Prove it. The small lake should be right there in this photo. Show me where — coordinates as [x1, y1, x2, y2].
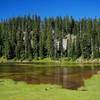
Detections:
[0, 64, 100, 90]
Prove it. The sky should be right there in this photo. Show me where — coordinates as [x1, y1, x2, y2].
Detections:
[0, 0, 100, 19]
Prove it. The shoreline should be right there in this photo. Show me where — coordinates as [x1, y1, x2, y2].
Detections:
[0, 75, 100, 100]
[0, 57, 100, 66]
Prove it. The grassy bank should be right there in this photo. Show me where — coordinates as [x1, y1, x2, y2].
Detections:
[0, 56, 100, 66]
[0, 74, 100, 100]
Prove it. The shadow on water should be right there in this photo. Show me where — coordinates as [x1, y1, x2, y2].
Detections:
[0, 64, 100, 90]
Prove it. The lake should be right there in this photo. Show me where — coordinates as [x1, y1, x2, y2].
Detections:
[0, 64, 100, 90]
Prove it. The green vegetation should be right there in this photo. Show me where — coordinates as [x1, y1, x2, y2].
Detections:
[80, 75, 100, 91]
[0, 16, 100, 61]
[0, 56, 100, 65]
[0, 75, 100, 100]
[0, 13, 100, 100]
[0, 56, 7, 63]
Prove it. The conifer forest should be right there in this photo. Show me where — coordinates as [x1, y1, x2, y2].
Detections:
[0, 16, 100, 60]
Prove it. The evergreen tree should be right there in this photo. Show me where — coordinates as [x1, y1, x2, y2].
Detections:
[0, 15, 100, 60]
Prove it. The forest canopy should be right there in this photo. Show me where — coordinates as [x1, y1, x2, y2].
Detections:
[0, 15, 100, 60]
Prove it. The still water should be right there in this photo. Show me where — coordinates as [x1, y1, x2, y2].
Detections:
[0, 64, 100, 90]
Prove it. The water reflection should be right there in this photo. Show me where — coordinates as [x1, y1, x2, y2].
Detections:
[0, 64, 100, 90]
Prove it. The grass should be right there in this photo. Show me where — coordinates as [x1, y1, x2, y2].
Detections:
[83, 75, 100, 91]
[1, 57, 100, 68]
[0, 56, 7, 63]
[0, 55, 100, 66]
[0, 74, 100, 100]
[1, 56, 100, 65]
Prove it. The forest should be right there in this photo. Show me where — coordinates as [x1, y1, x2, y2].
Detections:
[0, 15, 100, 60]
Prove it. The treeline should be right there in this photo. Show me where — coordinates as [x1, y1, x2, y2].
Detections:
[0, 15, 100, 60]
